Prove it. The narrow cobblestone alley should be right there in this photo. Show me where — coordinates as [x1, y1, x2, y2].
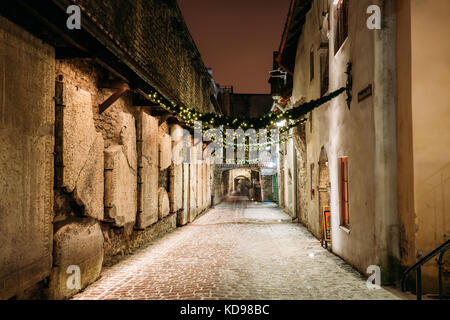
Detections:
[73, 196, 399, 300]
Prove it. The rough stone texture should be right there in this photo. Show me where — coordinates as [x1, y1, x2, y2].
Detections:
[189, 163, 197, 222]
[136, 110, 159, 229]
[71, 0, 217, 114]
[104, 145, 137, 227]
[56, 83, 104, 220]
[197, 161, 203, 213]
[170, 124, 183, 215]
[60, 85, 99, 192]
[170, 162, 183, 213]
[206, 162, 211, 207]
[293, 124, 308, 226]
[101, 214, 177, 266]
[202, 162, 208, 210]
[189, 146, 197, 222]
[73, 197, 399, 300]
[159, 130, 172, 171]
[73, 135, 105, 220]
[0, 17, 54, 299]
[158, 188, 170, 219]
[49, 219, 104, 300]
[262, 175, 274, 201]
[181, 162, 190, 226]
[408, 0, 450, 293]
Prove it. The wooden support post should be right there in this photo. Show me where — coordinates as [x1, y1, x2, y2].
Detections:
[98, 83, 130, 114]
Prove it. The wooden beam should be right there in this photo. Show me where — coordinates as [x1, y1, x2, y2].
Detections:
[98, 83, 130, 114]
[99, 79, 130, 90]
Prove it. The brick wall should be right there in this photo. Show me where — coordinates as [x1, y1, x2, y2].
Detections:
[72, 0, 216, 113]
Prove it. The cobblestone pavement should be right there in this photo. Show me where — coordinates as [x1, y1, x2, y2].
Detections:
[73, 196, 400, 300]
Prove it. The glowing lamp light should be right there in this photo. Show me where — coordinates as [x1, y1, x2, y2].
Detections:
[276, 120, 286, 128]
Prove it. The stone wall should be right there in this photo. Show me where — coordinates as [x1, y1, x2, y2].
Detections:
[52, 59, 215, 299]
[71, 0, 216, 114]
[401, 0, 450, 293]
[0, 53, 215, 299]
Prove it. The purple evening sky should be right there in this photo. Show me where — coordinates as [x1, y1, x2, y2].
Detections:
[177, 0, 291, 94]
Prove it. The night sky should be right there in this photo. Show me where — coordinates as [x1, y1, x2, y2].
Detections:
[177, 0, 291, 94]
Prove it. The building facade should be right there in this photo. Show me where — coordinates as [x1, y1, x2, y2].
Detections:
[274, 0, 449, 293]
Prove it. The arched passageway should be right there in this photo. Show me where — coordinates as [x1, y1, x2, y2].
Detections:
[234, 176, 251, 197]
[318, 147, 331, 248]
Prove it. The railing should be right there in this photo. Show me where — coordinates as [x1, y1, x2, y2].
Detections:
[401, 239, 450, 300]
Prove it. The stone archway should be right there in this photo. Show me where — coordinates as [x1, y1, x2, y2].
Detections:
[318, 147, 331, 246]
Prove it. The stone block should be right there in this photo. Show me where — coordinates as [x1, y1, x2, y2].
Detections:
[170, 124, 183, 214]
[72, 135, 105, 220]
[60, 85, 102, 193]
[197, 161, 203, 211]
[203, 162, 208, 210]
[119, 112, 137, 172]
[49, 219, 103, 300]
[189, 146, 197, 222]
[55, 82, 105, 220]
[104, 145, 137, 227]
[158, 188, 170, 219]
[180, 162, 190, 226]
[138, 110, 158, 165]
[206, 162, 211, 207]
[136, 111, 159, 229]
[159, 131, 172, 171]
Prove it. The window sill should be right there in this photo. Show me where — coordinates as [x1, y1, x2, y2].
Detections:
[340, 226, 350, 234]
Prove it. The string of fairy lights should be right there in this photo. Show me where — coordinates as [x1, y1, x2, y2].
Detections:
[145, 63, 352, 151]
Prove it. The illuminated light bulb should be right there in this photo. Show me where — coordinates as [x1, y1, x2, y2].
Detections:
[276, 120, 286, 128]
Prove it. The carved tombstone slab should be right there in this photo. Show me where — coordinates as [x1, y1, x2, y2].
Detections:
[58, 84, 104, 220]
[72, 134, 105, 220]
[159, 130, 172, 171]
[206, 162, 211, 207]
[136, 111, 159, 229]
[0, 17, 54, 298]
[170, 124, 183, 214]
[203, 161, 209, 209]
[189, 142, 197, 221]
[197, 160, 203, 212]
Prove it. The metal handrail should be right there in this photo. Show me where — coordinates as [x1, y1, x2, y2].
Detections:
[401, 239, 450, 300]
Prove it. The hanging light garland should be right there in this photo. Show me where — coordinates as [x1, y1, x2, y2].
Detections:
[145, 63, 352, 151]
